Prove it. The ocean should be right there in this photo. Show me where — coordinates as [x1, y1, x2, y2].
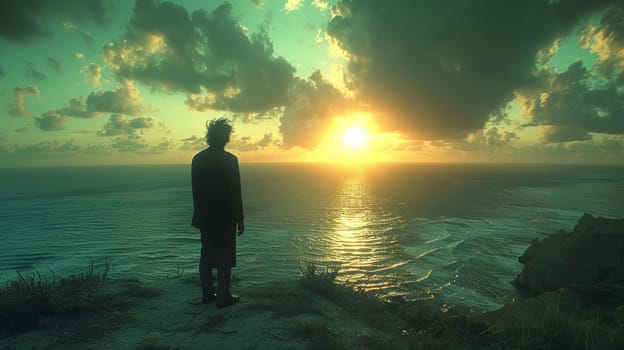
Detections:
[1, 163, 622, 311]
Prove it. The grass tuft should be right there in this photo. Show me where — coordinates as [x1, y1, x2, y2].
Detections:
[0, 262, 115, 337]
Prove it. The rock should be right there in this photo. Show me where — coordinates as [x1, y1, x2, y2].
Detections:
[512, 213, 624, 302]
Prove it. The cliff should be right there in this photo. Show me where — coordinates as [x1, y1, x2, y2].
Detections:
[512, 213, 624, 303]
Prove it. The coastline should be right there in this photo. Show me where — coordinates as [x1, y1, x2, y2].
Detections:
[3, 214, 624, 349]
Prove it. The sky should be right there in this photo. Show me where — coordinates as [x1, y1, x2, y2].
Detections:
[0, 0, 623, 167]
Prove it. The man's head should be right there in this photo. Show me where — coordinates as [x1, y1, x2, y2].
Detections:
[205, 118, 233, 147]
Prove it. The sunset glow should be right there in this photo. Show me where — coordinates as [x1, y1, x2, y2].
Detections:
[341, 126, 369, 151]
[0, 1, 622, 166]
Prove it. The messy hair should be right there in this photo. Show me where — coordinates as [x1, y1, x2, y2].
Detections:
[205, 118, 233, 147]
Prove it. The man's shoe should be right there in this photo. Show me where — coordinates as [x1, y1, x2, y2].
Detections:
[216, 294, 240, 309]
[203, 293, 217, 304]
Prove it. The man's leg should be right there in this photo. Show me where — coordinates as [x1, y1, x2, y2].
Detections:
[199, 235, 216, 303]
[216, 267, 239, 308]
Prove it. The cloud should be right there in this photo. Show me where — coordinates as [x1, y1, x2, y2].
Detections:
[581, 6, 624, 78]
[62, 20, 94, 45]
[86, 80, 147, 115]
[229, 133, 277, 151]
[111, 134, 147, 152]
[285, 0, 303, 12]
[179, 135, 206, 151]
[102, 1, 294, 113]
[82, 63, 102, 87]
[8, 139, 77, 154]
[59, 96, 98, 118]
[279, 70, 353, 148]
[0, 0, 109, 42]
[461, 127, 519, 153]
[0, 67, 5, 77]
[517, 60, 624, 142]
[32, 97, 97, 129]
[520, 135, 624, 161]
[312, 0, 329, 10]
[9, 86, 40, 117]
[540, 125, 592, 143]
[47, 57, 62, 72]
[26, 62, 48, 81]
[34, 111, 69, 131]
[326, 0, 619, 140]
[97, 114, 155, 136]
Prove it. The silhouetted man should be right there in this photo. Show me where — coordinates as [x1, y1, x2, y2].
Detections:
[192, 118, 244, 308]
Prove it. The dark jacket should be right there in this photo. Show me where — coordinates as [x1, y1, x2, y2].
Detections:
[191, 147, 244, 230]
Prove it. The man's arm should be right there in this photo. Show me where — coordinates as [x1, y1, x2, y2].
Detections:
[233, 157, 245, 235]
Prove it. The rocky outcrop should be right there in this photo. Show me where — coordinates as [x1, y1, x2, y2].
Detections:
[512, 213, 624, 302]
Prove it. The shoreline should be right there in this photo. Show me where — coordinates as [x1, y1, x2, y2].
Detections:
[3, 214, 624, 349]
[2, 264, 624, 349]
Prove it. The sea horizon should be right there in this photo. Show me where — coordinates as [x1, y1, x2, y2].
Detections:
[2, 162, 623, 311]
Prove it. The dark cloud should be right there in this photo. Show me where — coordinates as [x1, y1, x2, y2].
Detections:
[0, 0, 108, 42]
[0, 67, 5, 78]
[40, 96, 97, 120]
[521, 136, 624, 160]
[279, 70, 353, 148]
[97, 114, 155, 136]
[541, 125, 592, 143]
[517, 61, 624, 143]
[26, 62, 48, 81]
[102, 0, 294, 113]
[47, 57, 62, 72]
[58, 96, 98, 119]
[86, 80, 147, 115]
[326, 0, 618, 140]
[33, 97, 96, 131]
[8, 86, 40, 117]
[34, 111, 69, 131]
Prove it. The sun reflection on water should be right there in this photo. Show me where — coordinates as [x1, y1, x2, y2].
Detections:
[318, 173, 411, 293]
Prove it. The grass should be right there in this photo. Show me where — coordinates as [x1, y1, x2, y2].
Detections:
[0, 262, 116, 337]
[297, 262, 624, 350]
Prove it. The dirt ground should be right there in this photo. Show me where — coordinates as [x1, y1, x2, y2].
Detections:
[0, 275, 394, 350]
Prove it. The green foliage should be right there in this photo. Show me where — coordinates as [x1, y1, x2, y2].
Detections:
[299, 262, 340, 287]
[0, 262, 115, 336]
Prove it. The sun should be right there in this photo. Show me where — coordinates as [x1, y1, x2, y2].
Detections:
[342, 125, 369, 150]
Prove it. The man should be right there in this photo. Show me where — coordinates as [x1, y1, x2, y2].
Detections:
[191, 118, 245, 308]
